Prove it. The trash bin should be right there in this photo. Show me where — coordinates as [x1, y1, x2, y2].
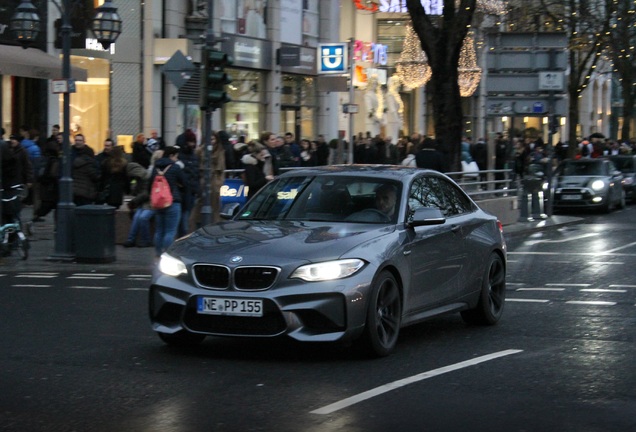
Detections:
[74, 205, 116, 263]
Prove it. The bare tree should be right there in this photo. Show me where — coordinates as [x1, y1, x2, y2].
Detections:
[535, 0, 612, 154]
[406, 0, 477, 173]
[608, 1, 636, 142]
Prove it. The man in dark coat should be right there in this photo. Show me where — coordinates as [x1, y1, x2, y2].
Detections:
[415, 138, 446, 172]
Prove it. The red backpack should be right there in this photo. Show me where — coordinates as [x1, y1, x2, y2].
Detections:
[150, 165, 173, 209]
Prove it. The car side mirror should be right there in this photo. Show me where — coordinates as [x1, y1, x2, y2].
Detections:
[408, 207, 446, 228]
[220, 202, 241, 220]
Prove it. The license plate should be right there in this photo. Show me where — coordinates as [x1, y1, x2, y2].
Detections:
[197, 297, 263, 317]
[562, 194, 582, 200]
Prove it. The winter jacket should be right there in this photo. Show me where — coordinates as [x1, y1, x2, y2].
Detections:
[241, 153, 268, 198]
[72, 148, 100, 201]
[148, 157, 188, 205]
[1, 141, 23, 189]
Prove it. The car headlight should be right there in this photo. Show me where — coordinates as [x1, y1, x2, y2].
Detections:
[291, 259, 366, 282]
[158, 253, 187, 276]
[591, 180, 606, 191]
[623, 177, 634, 186]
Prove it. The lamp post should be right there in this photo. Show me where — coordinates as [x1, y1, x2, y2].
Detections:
[10, 0, 121, 261]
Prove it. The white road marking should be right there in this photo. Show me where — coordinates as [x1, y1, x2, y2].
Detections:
[67, 276, 108, 280]
[11, 284, 51, 288]
[566, 301, 617, 306]
[506, 299, 550, 303]
[310, 349, 523, 415]
[524, 233, 599, 245]
[507, 252, 636, 257]
[606, 242, 636, 253]
[69, 286, 110, 290]
[70, 273, 114, 277]
[16, 273, 58, 278]
[610, 284, 636, 288]
[589, 261, 623, 265]
[546, 283, 590, 287]
[125, 288, 149, 291]
[517, 288, 565, 292]
[127, 274, 151, 278]
[580, 288, 627, 293]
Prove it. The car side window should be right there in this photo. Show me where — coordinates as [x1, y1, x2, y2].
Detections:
[437, 177, 474, 216]
[408, 176, 445, 216]
[408, 176, 473, 219]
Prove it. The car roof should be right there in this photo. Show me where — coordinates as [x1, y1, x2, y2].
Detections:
[278, 164, 441, 182]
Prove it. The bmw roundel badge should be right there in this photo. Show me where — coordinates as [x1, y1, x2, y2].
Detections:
[230, 256, 243, 264]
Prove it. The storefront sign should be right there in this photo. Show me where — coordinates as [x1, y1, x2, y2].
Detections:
[281, 46, 317, 75]
[353, 41, 388, 65]
[377, 0, 443, 15]
[317, 43, 348, 74]
[222, 34, 272, 70]
[221, 178, 249, 206]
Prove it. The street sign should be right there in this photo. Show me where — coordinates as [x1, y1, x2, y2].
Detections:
[486, 97, 567, 116]
[538, 72, 564, 91]
[161, 50, 196, 89]
[533, 102, 545, 114]
[317, 43, 348, 74]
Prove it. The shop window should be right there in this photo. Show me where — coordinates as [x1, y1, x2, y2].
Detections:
[224, 69, 263, 142]
[61, 56, 110, 153]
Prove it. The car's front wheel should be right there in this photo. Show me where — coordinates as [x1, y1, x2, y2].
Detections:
[157, 330, 206, 347]
[461, 253, 506, 325]
[361, 270, 401, 357]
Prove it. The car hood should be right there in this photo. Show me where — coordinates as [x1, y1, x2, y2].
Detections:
[556, 175, 606, 187]
[168, 220, 396, 263]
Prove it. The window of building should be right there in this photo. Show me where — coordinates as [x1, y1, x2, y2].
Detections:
[224, 69, 263, 142]
[61, 55, 110, 153]
[280, 75, 316, 139]
[220, 0, 268, 39]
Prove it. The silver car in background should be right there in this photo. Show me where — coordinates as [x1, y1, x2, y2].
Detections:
[553, 158, 625, 213]
[149, 166, 507, 357]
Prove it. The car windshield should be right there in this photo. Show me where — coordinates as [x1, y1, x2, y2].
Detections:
[236, 175, 402, 224]
[560, 161, 604, 176]
[610, 157, 633, 173]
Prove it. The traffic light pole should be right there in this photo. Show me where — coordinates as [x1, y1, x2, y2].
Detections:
[200, 0, 215, 227]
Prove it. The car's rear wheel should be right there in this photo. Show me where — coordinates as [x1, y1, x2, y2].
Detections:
[157, 330, 206, 347]
[361, 270, 401, 357]
[461, 253, 506, 325]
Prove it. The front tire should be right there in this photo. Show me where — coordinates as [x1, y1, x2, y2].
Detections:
[158, 330, 206, 347]
[461, 253, 506, 325]
[361, 271, 401, 357]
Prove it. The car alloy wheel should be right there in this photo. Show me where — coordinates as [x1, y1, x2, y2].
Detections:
[461, 253, 506, 325]
[362, 270, 402, 357]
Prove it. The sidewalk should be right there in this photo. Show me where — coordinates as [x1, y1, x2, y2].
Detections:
[0, 212, 156, 272]
[0, 211, 584, 272]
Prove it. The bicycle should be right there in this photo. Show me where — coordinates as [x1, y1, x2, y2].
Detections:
[1, 186, 30, 260]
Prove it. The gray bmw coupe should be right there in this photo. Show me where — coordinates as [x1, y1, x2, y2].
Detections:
[149, 165, 507, 356]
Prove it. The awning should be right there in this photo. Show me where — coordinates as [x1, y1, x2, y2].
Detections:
[0, 44, 88, 81]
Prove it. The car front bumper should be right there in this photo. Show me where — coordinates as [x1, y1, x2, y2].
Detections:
[149, 273, 371, 343]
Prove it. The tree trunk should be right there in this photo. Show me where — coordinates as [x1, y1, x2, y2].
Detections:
[407, 0, 476, 173]
[621, 78, 634, 142]
[429, 62, 463, 173]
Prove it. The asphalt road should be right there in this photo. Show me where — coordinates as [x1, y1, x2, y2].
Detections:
[1, 206, 635, 432]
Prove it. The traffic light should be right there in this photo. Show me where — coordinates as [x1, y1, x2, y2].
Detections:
[201, 49, 233, 110]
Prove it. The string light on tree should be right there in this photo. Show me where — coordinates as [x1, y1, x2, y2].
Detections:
[458, 35, 482, 97]
[395, 21, 431, 90]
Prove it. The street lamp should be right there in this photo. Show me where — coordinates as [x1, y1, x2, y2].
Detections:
[10, 0, 121, 261]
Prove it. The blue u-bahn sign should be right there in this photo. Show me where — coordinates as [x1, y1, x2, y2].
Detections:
[317, 43, 348, 74]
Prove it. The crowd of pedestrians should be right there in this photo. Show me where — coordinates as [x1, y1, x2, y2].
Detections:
[4, 123, 636, 261]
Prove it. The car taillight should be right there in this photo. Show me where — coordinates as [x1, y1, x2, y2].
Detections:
[497, 220, 504, 234]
